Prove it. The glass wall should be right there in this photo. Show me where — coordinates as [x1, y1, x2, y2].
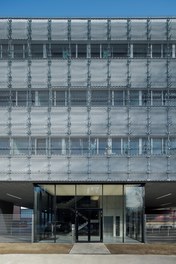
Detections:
[34, 184, 144, 243]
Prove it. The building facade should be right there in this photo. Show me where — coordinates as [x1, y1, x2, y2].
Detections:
[0, 18, 176, 243]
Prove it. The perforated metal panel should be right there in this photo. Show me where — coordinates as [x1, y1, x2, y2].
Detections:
[11, 110, 28, 136]
[12, 19, 28, 39]
[110, 60, 127, 87]
[131, 19, 147, 40]
[11, 61, 28, 88]
[90, 60, 107, 86]
[111, 19, 127, 40]
[150, 19, 167, 40]
[91, 20, 107, 40]
[30, 109, 48, 135]
[131, 60, 147, 88]
[71, 60, 87, 86]
[51, 61, 68, 87]
[71, 19, 87, 40]
[0, 19, 8, 39]
[50, 109, 67, 135]
[31, 19, 48, 40]
[31, 61, 48, 88]
[0, 62, 8, 88]
[51, 19, 68, 40]
[170, 19, 176, 40]
[150, 60, 167, 88]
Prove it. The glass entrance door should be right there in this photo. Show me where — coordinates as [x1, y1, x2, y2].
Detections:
[76, 208, 103, 242]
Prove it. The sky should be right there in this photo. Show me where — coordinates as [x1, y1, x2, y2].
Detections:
[0, 0, 176, 18]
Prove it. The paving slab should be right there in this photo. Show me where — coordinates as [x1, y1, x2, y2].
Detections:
[69, 243, 110, 254]
[0, 254, 176, 264]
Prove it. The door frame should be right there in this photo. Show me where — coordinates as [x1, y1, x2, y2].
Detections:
[75, 208, 103, 242]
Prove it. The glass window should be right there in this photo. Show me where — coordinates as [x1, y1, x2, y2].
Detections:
[13, 138, 28, 155]
[170, 138, 176, 155]
[90, 138, 98, 155]
[53, 91, 67, 106]
[0, 91, 9, 107]
[152, 138, 162, 155]
[71, 138, 87, 155]
[1, 44, 8, 59]
[71, 44, 76, 58]
[51, 44, 69, 59]
[71, 91, 86, 106]
[163, 44, 172, 58]
[14, 44, 26, 59]
[12, 91, 27, 107]
[102, 44, 109, 59]
[152, 91, 162, 106]
[32, 138, 47, 155]
[0, 138, 10, 155]
[169, 91, 176, 106]
[114, 91, 125, 106]
[142, 91, 150, 106]
[130, 139, 139, 155]
[99, 138, 107, 155]
[133, 44, 148, 58]
[152, 44, 161, 58]
[51, 138, 62, 155]
[130, 91, 139, 106]
[122, 139, 129, 155]
[91, 90, 108, 106]
[111, 44, 128, 58]
[142, 138, 148, 155]
[91, 44, 100, 58]
[77, 44, 87, 58]
[37, 91, 48, 107]
[31, 44, 43, 58]
[112, 138, 121, 155]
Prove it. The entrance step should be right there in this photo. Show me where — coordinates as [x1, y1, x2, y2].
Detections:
[69, 243, 110, 254]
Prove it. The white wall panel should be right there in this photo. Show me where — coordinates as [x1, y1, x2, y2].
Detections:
[31, 61, 48, 88]
[70, 108, 87, 135]
[110, 60, 127, 87]
[170, 61, 176, 88]
[90, 108, 107, 135]
[30, 157, 48, 173]
[51, 20, 68, 40]
[91, 20, 107, 40]
[0, 159, 9, 173]
[111, 19, 127, 40]
[130, 109, 147, 135]
[0, 110, 8, 135]
[11, 61, 27, 88]
[150, 108, 167, 135]
[150, 60, 166, 88]
[30, 109, 48, 135]
[90, 60, 107, 86]
[31, 19, 48, 40]
[0, 19, 8, 39]
[12, 19, 28, 39]
[150, 19, 167, 40]
[11, 158, 28, 173]
[111, 109, 127, 135]
[70, 157, 87, 173]
[170, 19, 176, 40]
[71, 60, 87, 86]
[131, 19, 147, 40]
[91, 158, 107, 173]
[11, 110, 28, 135]
[51, 61, 68, 87]
[50, 157, 67, 173]
[71, 19, 87, 40]
[50, 109, 67, 135]
[131, 60, 147, 88]
[0, 62, 8, 88]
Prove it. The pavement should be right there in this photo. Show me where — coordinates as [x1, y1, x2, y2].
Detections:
[0, 254, 176, 264]
[0, 244, 176, 264]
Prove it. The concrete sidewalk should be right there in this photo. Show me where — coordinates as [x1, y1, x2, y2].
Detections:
[0, 254, 176, 264]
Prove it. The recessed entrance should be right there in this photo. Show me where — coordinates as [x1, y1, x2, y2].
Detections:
[76, 208, 103, 242]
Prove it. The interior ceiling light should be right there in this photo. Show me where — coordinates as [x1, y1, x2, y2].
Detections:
[6, 193, 22, 200]
[160, 203, 172, 206]
[156, 193, 172, 200]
